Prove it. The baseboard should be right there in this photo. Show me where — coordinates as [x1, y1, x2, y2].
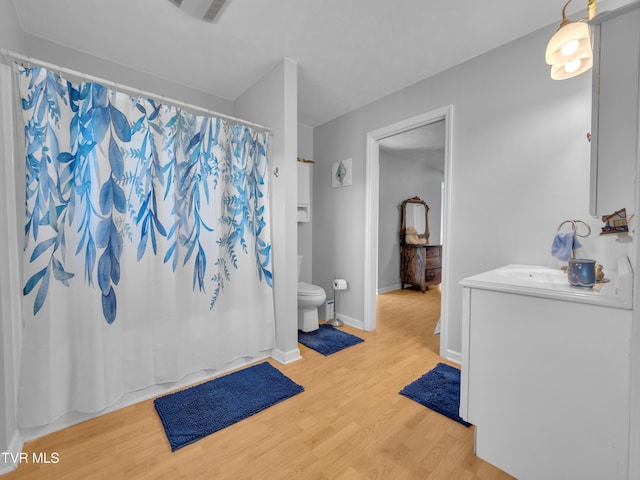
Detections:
[270, 347, 302, 364]
[0, 429, 23, 474]
[19, 353, 271, 442]
[377, 284, 401, 294]
[338, 313, 365, 330]
[445, 349, 462, 365]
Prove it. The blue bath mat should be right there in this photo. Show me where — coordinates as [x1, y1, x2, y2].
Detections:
[298, 324, 364, 356]
[154, 362, 304, 451]
[399, 362, 471, 427]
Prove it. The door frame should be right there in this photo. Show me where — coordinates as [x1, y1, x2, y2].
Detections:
[363, 105, 454, 359]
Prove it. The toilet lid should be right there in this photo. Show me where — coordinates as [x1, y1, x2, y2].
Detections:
[298, 282, 324, 296]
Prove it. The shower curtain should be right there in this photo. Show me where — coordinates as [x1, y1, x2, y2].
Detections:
[14, 65, 275, 427]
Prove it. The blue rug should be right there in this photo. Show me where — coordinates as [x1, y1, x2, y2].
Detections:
[154, 362, 304, 451]
[298, 324, 364, 356]
[399, 362, 471, 427]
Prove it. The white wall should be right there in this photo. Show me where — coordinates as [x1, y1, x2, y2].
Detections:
[378, 150, 444, 291]
[297, 123, 313, 284]
[313, 20, 632, 358]
[235, 58, 300, 364]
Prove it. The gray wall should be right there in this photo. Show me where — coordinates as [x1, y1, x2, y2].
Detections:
[378, 150, 444, 291]
[0, 1, 24, 53]
[235, 58, 300, 363]
[313, 17, 633, 358]
[23, 35, 234, 115]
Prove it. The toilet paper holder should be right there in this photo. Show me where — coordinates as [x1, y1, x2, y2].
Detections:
[327, 278, 347, 327]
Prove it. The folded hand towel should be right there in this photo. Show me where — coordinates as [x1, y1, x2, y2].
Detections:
[551, 232, 582, 261]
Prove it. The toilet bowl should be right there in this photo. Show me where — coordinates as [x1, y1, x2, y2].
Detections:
[297, 255, 326, 332]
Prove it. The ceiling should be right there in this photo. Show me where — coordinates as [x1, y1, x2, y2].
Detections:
[10, 0, 624, 127]
[379, 121, 445, 171]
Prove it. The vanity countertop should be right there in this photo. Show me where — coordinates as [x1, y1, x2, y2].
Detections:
[460, 256, 632, 309]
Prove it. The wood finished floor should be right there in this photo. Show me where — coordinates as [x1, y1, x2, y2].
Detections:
[6, 287, 514, 479]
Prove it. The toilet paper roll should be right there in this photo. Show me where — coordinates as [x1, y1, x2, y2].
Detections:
[333, 278, 348, 290]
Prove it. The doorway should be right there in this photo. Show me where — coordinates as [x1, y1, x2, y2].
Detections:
[363, 106, 453, 359]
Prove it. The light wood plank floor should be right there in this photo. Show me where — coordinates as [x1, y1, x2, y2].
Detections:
[6, 287, 514, 479]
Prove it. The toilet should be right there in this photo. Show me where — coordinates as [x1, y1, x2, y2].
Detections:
[297, 255, 326, 332]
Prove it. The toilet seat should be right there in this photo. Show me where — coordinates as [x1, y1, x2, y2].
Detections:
[297, 282, 324, 296]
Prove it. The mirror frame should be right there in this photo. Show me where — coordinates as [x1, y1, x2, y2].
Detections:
[400, 196, 430, 244]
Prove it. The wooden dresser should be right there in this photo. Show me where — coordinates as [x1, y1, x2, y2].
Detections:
[400, 244, 442, 292]
[399, 196, 442, 293]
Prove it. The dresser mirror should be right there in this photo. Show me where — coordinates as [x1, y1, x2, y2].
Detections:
[400, 196, 429, 244]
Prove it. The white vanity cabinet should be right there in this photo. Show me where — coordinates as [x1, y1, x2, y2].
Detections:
[589, 3, 640, 216]
[460, 262, 632, 480]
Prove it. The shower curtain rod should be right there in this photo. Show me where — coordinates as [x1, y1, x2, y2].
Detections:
[0, 48, 272, 134]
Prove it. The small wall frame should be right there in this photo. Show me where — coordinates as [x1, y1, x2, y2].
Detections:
[332, 158, 352, 188]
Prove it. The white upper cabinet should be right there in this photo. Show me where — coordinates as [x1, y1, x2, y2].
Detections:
[297, 162, 311, 222]
[589, 3, 640, 216]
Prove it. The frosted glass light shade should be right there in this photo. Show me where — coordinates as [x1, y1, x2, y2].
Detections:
[546, 21, 593, 80]
[550, 55, 593, 79]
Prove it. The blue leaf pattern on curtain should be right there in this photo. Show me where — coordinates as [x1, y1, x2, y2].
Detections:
[19, 66, 272, 324]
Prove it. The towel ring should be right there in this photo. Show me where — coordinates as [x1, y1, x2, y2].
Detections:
[557, 219, 591, 238]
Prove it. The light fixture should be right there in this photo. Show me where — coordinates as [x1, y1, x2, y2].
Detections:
[545, 0, 598, 80]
